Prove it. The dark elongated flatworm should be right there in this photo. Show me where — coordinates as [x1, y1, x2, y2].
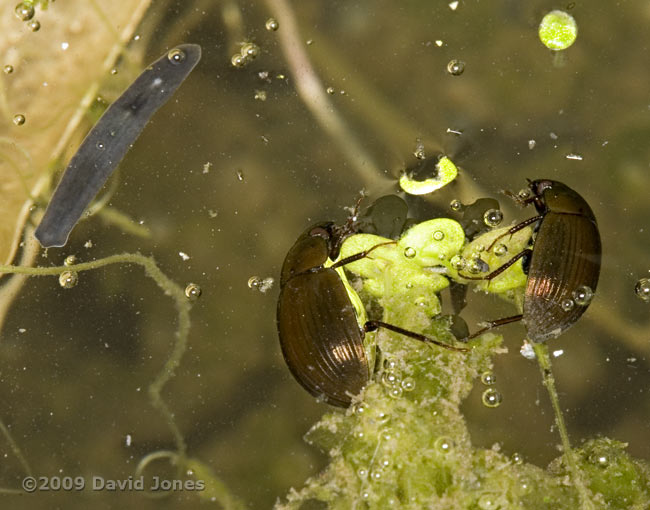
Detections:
[34, 44, 202, 248]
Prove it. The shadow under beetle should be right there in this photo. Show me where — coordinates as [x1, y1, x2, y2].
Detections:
[460, 179, 601, 343]
[277, 222, 467, 408]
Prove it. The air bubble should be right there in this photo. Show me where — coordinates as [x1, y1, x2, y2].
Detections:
[434, 436, 452, 453]
[236, 169, 244, 181]
[432, 230, 445, 241]
[184, 283, 202, 300]
[4, 65, 14, 74]
[353, 402, 368, 415]
[560, 298, 574, 312]
[493, 244, 507, 256]
[248, 276, 275, 293]
[241, 42, 260, 59]
[403, 247, 416, 259]
[511, 452, 523, 464]
[27, 20, 40, 32]
[634, 278, 650, 302]
[64, 255, 77, 266]
[401, 377, 415, 391]
[481, 388, 502, 408]
[483, 209, 503, 227]
[14, 2, 35, 21]
[450, 255, 466, 271]
[572, 285, 593, 306]
[357, 467, 368, 479]
[477, 494, 500, 510]
[231, 54, 245, 67]
[480, 371, 496, 385]
[381, 371, 399, 387]
[167, 47, 186, 64]
[59, 271, 78, 289]
[589, 452, 609, 467]
[326, 86, 335, 94]
[467, 258, 487, 275]
[388, 386, 403, 399]
[450, 199, 462, 211]
[13, 114, 25, 126]
[265, 18, 279, 31]
[446, 59, 465, 76]
[96, 141, 105, 150]
[370, 469, 382, 481]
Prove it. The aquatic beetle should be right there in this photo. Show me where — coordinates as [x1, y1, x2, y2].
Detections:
[35, 44, 202, 248]
[277, 221, 467, 408]
[460, 179, 601, 343]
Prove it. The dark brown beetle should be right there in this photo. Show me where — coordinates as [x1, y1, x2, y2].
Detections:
[277, 222, 467, 408]
[461, 179, 601, 342]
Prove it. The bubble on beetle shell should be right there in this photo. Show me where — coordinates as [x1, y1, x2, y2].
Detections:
[59, 270, 78, 289]
[481, 388, 503, 408]
[634, 278, 650, 302]
[184, 283, 202, 300]
[403, 247, 416, 259]
[446, 59, 465, 76]
[480, 370, 496, 385]
[483, 209, 503, 227]
[560, 298, 575, 312]
[572, 285, 593, 306]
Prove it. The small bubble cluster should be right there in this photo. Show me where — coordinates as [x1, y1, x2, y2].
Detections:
[231, 42, 261, 68]
[634, 278, 650, 302]
[184, 283, 202, 300]
[59, 271, 79, 289]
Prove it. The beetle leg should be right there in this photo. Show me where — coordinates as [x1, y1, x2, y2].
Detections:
[458, 314, 524, 341]
[364, 321, 469, 352]
[460, 248, 532, 281]
[485, 215, 542, 252]
[330, 241, 397, 269]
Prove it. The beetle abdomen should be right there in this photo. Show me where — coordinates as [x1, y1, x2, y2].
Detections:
[524, 211, 601, 342]
[277, 268, 368, 407]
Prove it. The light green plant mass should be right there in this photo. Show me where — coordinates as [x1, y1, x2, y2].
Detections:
[277, 219, 650, 509]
